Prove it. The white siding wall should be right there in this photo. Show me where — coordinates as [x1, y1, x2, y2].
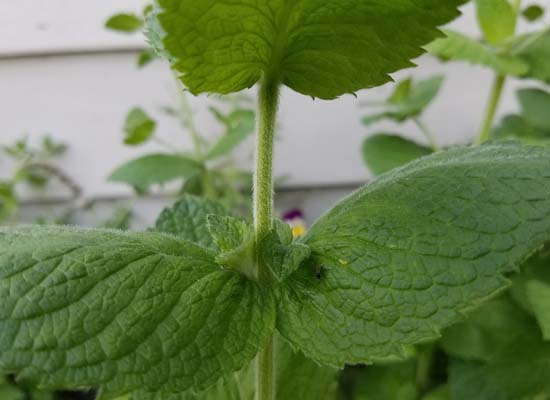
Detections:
[1, 1, 548, 200]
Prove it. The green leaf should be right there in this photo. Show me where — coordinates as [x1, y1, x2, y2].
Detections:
[512, 30, 550, 83]
[522, 5, 545, 21]
[511, 248, 550, 340]
[447, 297, 550, 400]
[0, 226, 275, 397]
[474, 0, 516, 45]
[388, 79, 412, 104]
[492, 114, 550, 145]
[108, 154, 202, 192]
[362, 76, 444, 125]
[0, 182, 17, 221]
[106, 14, 144, 33]
[148, 0, 464, 99]
[273, 335, 338, 400]
[422, 386, 450, 400]
[277, 143, 550, 367]
[362, 134, 432, 176]
[260, 224, 311, 283]
[131, 334, 336, 400]
[352, 361, 418, 400]
[0, 380, 24, 400]
[206, 110, 255, 160]
[426, 30, 529, 76]
[123, 107, 156, 146]
[441, 297, 531, 362]
[137, 49, 158, 68]
[207, 215, 256, 278]
[517, 88, 550, 132]
[155, 195, 232, 250]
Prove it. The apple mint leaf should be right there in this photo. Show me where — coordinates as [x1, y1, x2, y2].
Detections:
[260, 223, 311, 283]
[155, 195, 232, 250]
[131, 335, 336, 400]
[426, 30, 529, 76]
[123, 107, 156, 146]
[362, 134, 433, 176]
[277, 143, 550, 367]
[511, 249, 550, 340]
[206, 109, 255, 161]
[522, 5, 545, 22]
[206, 215, 256, 278]
[363, 76, 444, 126]
[105, 14, 144, 33]
[0, 227, 275, 397]
[109, 154, 202, 192]
[447, 297, 550, 400]
[148, 0, 464, 99]
[137, 49, 157, 68]
[512, 30, 550, 83]
[474, 0, 516, 45]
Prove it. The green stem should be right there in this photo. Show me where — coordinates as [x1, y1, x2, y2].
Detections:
[475, 0, 522, 145]
[173, 72, 204, 156]
[413, 117, 440, 151]
[475, 74, 506, 145]
[254, 78, 280, 400]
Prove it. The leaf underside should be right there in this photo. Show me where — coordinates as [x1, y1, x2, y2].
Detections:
[0, 227, 275, 398]
[277, 143, 550, 367]
[151, 0, 465, 99]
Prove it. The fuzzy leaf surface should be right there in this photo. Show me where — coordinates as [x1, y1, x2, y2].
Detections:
[277, 143, 550, 367]
[0, 227, 275, 397]
[149, 0, 464, 99]
[155, 195, 232, 250]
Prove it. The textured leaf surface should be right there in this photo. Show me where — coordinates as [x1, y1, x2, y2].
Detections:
[277, 143, 550, 366]
[426, 30, 528, 76]
[362, 134, 432, 176]
[123, 107, 156, 146]
[0, 227, 275, 397]
[474, 0, 516, 45]
[109, 154, 202, 192]
[150, 0, 464, 99]
[155, 195, 232, 250]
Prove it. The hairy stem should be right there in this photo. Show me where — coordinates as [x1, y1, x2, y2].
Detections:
[254, 78, 280, 400]
[475, 74, 506, 145]
[413, 117, 440, 151]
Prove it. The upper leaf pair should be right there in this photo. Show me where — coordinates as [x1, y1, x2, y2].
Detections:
[148, 0, 465, 99]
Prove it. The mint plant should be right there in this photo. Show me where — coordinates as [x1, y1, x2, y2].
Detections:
[106, 8, 256, 211]
[3, 1, 550, 400]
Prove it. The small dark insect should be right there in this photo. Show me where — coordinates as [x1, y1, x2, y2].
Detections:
[315, 265, 322, 279]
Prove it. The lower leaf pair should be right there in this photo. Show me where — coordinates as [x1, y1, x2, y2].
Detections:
[2, 143, 550, 398]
